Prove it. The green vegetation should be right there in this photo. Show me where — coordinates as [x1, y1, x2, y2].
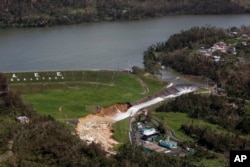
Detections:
[0, 0, 249, 28]
[141, 26, 250, 166]
[1, 73, 109, 166]
[1, 72, 201, 167]
[113, 118, 130, 144]
[151, 93, 250, 166]
[156, 93, 250, 132]
[144, 26, 250, 99]
[6, 71, 166, 120]
[3, 24, 250, 166]
[133, 105, 228, 167]
[191, 152, 228, 167]
[152, 112, 227, 141]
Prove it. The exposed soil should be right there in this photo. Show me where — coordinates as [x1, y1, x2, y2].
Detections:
[96, 103, 131, 117]
[76, 85, 197, 153]
[76, 103, 130, 154]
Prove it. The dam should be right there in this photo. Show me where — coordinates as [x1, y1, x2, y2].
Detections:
[112, 84, 197, 122]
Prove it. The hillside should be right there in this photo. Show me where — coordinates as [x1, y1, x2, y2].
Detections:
[0, 73, 109, 166]
[143, 26, 250, 99]
[0, 72, 197, 167]
[0, 0, 249, 28]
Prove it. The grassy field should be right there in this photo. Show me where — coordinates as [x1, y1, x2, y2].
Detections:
[152, 112, 228, 141]
[6, 70, 167, 120]
[113, 118, 130, 144]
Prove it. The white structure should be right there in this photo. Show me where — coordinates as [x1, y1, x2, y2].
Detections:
[142, 128, 157, 136]
[34, 73, 39, 78]
[57, 72, 62, 77]
[16, 116, 29, 124]
[12, 74, 17, 78]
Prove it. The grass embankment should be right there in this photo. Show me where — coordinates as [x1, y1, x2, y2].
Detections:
[6, 71, 167, 121]
[113, 118, 130, 144]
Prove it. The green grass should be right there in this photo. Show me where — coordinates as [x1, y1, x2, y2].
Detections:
[8, 71, 167, 120]
[152, 112, 228, 141]
[135, 74, 167, 94]
[21, 85, 144, 120]
[198, 158, 225, 167]
[113, 118, 130, 144]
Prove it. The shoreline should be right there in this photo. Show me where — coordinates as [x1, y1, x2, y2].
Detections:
[2, 13, 250, 29]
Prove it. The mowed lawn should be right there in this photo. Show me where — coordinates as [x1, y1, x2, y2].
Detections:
[16, 71, 167, 120]
[113, 118, 130, 143]
[22, 85, 139, 120]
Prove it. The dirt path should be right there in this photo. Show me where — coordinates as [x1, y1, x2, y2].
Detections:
[135, 77, 149, 94]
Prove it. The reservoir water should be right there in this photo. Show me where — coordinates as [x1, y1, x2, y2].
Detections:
[0, 15, 249, 72]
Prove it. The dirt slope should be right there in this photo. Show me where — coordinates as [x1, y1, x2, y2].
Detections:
[76, 103, 130, 154]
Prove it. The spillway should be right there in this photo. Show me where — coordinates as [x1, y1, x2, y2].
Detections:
[112, 84, 197, 122]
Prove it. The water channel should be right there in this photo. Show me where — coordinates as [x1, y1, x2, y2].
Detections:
[0, 15, 249, 76]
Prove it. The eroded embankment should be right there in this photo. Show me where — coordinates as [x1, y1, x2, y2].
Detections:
[76, 84, 197, 153]
[76, 103, 130, 154]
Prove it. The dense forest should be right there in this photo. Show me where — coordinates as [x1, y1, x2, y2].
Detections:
[0, 0, 250, 27]
[143, 26, 250, 99]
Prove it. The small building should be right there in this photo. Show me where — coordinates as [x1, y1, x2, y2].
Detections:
[137, 122, 143, 129]
[242, 41, 247, 46]
[16, 116, 29, 124]
[199, 49, 211, 57]
[242, 34, 249, 38]
[230, 31, 238, 36]
[141, 127, 157, 136]
[213, 42, 226, 51]
[141, 133, 159, 142]
[122, 68, 132, 73]
[212, 55, 221, 63]
[159, 140, 177, 149]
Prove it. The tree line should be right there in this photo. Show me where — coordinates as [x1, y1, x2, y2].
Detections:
[181, 124, 250, 153]
[156, 93, 250, 134]
[0, 0, 250, 28]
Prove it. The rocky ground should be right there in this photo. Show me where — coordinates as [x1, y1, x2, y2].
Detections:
[76, 103, 130, 154]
